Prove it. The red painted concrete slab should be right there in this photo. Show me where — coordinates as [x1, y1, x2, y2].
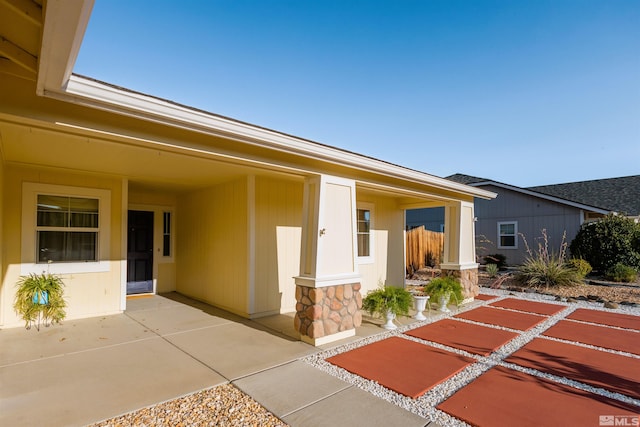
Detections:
[437, 365, 640, 427]
[543, 320, 640, 355]
[405, 319, 518, 356]
[489, 298, 566, 316]
[455, 306, 547, 331]
[567, 308, 640, 331]
[506, 338, 640, 400]
[474, 294, 499, 301]
[326, 337, 474, 398]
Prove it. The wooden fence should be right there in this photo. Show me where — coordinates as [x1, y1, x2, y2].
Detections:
[406, 226, 444, 274]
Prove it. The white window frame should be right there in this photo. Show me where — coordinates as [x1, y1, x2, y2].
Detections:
[497, 221, 518, 249]
[356, 202, 374, 264]
[22, 183, 111, 274]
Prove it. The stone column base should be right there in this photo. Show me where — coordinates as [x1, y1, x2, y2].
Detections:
[440, 267, 479, 300]
[294, 283, 362, 346]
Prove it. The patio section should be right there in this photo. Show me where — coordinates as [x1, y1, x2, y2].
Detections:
[437, 365, 640, 427]
[543, 320, 639, 355]
[454, 305, 547, 331]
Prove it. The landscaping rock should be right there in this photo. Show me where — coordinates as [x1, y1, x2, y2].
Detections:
[604, 301, 619, 309]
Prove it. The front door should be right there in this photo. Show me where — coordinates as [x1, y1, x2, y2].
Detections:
[127, 210, 154, 294]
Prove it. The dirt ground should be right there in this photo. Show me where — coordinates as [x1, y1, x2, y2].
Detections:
[408, 268, 640, 305]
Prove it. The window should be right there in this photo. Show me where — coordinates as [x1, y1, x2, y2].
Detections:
[497, 221, 518, 249]
[22, 183, 111, 275]
[357, 208, 370, 257]
[36, 195, 99, 263]
[162, 211, 171, 257]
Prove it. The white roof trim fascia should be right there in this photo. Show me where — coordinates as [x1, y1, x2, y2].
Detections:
[43, 75, 496, 201]
[37, 0, 94, 95]
[469, 181, 610, 214]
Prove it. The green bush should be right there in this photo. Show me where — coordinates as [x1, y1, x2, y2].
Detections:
[483, 254, 507, 269]
[518, 229, 583, 288]
[569, 214, 640, 272]
[605, 263, 638, 283]
[567, 258, 592, 279]
[424, 276, 464, 305]
[485, 263, 499, 278]
[362, 286, 413, 318]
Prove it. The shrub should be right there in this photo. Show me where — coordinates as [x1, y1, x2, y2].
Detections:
[485, 263, 499, 278]
[483, 254, 507, 269]
[424, 276, 464, 305]
[362, 286, 413, 317]
[570, 214, 640, 272]
[517, 230, 583, 288]
[567, 258, 592, 279]
[605, 263, 638, 283]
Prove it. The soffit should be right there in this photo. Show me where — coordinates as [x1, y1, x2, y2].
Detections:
[0, 0, 42, 79]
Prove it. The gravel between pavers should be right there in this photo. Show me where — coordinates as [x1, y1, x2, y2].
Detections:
[89, 289, 639, 427]
[89, 384, 288, 427]
[303, 288, 640, 427]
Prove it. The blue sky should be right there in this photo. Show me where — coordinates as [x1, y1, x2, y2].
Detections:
[75, 0, 639, 187]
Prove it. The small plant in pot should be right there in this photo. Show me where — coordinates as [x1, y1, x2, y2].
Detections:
[424, 276, 463, 313]
[362, 285, 413, 330]
[14, 273, 67, 330]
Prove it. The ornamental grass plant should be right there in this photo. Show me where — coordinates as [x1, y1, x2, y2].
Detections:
[517, 230, 583, 289]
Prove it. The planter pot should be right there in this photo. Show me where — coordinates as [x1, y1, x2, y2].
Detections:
[438, 293, 451, 313]
[382, 310, 397, 330]
[413, 295, 429, 320]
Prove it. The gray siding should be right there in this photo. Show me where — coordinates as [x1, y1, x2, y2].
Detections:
[406, 185, 584, 266]
[474, 185, 583, 265]
[406, 207, 444, 232]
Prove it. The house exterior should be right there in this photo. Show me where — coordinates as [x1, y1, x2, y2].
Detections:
[0, 1, 495, 345]
[409, 174, 640, 266]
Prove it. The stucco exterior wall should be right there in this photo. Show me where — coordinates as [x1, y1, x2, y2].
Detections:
[357, 193, 405, 295]
[0, 156, 4, 321]
[253, 176, 303, 316]
[176, 178, 249, 316]
[1, 165, 125, 327]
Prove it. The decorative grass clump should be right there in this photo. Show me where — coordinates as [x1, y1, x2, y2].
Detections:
[517, 230, 583, 288]
[485, 263, 499, 278]
[14, 273, 67, 330]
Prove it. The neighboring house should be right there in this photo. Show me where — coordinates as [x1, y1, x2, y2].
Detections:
[409, 174, 639, 266]
[0, 1, 494, 345]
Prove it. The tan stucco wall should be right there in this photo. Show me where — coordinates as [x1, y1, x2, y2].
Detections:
[1, 165, 125, 327]
[253, 176, 303, 315]
[176, 178, 249, 316]
[357, 193, 405, 295]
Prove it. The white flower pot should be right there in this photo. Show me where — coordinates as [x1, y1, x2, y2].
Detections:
[382, 310, 397, 330]
[413, 295, 429, 321]
[438, 293, 451, 313]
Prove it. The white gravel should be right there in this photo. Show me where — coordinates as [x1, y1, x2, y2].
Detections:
[302, 288, 640, 427]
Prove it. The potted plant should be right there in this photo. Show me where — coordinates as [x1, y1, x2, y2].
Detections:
[362, 285, 413, 330]
[424, 276, 463, 313]
[409, 286, 430, 321]
[14, 273, 67, 330]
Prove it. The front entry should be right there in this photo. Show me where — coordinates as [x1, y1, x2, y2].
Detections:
[127, 210, 154, 294]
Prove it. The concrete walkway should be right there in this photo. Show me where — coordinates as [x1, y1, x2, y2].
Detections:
[0, 293, 434, 427]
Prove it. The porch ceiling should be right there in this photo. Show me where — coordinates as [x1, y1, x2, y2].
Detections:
[0, 0, 42, 79]
[0, 120, 302, 192]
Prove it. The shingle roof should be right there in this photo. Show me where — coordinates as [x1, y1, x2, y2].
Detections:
[445, 174, 489, 185]
[528, 175, 640, 216]
[445, 173, 640, 215]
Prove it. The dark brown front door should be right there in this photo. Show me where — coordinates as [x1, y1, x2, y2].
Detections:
[127, 210, 154, 294]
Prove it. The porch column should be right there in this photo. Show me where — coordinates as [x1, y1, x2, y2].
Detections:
[441, 200, 479, 300]
[294, 175, 362, 346]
